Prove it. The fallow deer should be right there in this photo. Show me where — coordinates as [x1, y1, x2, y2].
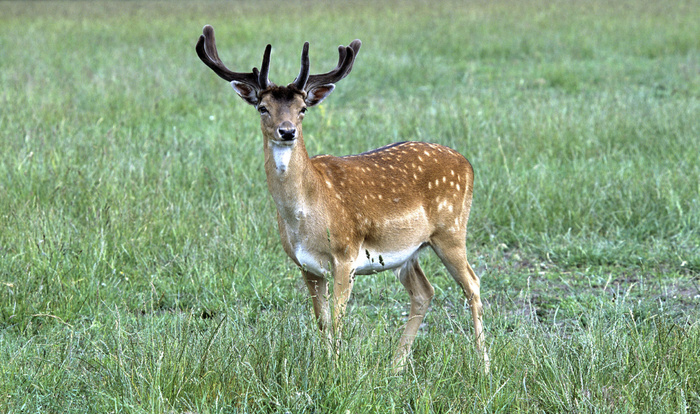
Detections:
[196, 25, 489, 371]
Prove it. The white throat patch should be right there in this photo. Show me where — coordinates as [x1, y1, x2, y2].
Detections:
[270, 141, 295, 173]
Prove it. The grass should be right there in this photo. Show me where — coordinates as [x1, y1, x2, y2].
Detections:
[1, 0, 699, 412]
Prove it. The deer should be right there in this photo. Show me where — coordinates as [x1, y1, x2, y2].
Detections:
[196, 25, 489, 372]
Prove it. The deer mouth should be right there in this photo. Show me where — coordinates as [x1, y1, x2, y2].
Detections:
[269, 136, 296, 147]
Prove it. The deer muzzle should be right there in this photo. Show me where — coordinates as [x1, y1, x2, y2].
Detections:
[277, 121, 297, 141]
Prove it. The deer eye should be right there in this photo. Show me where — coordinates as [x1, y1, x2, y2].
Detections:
[299, 107, 307, 115]
[258, 105, 269, 114]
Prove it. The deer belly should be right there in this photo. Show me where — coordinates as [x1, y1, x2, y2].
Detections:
[293, 241, 422, 276]
[353, 244, 422, 275]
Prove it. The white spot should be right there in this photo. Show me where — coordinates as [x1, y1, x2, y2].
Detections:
[294, 208, 307, 221]
[437, 199, 451, 212]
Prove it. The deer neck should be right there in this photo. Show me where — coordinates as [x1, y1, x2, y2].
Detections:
[262, 133, 321, 220]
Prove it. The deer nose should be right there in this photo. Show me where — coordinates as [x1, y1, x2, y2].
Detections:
[278, 121, 296, 141]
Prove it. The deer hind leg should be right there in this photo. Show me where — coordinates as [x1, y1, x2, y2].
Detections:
[393, 257, 435, 371]
[430, 235, 490, 372]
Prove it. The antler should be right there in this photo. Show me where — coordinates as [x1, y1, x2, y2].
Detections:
[196, 25, 273, 90]
[292, 39, 362, 91]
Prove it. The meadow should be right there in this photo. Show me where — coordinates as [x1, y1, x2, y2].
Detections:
[1, 0, 699, 412]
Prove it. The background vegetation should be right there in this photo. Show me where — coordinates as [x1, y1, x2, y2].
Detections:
[1, 0, 699, 412]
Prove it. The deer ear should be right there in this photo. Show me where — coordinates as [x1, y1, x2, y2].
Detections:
[231, 81, 259, 106]
[305, 84, 335, 107]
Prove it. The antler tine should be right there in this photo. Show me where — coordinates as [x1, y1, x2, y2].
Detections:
[305, 39, 362, 90]
[292, 42, 310, 90]
[258, 44, 272, 90]
[343, 39, 362, 77]
[196, 25, 271, 90]
[335, 46, 348, 71]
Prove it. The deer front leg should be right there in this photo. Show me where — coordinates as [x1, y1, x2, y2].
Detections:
[302, 270, 331, 332]
[302, 270, 333, 356]
[331, 262, 356, 352]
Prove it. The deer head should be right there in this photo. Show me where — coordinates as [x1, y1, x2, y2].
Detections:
[196, 25, 361, 144]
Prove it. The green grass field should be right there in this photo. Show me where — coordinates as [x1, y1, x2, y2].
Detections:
[1, 0, 699, 412]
